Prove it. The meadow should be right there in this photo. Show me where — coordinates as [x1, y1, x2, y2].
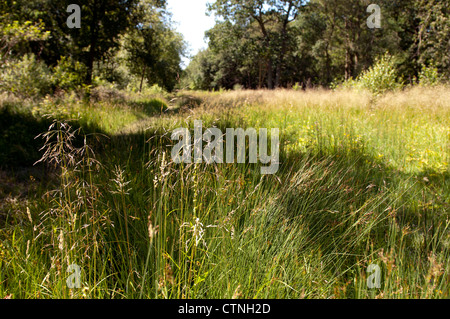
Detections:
[0, 86, 449, 299]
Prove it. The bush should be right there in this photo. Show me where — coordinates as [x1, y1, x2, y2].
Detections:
[52, 56, 87, 91]
[418, 63, 443, 87]
[0, 54, 53, 98]
[90, 84, 127, 103]
[356, 53, 403, 95]
[125, 78, 168, 96]
[337, 53, 404, 95]
[146, 84, 167, 96]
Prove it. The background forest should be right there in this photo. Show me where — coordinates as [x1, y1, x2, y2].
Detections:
[1, 0, 449, 95]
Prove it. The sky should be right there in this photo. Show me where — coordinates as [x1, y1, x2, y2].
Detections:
[167, 0, 216, 68]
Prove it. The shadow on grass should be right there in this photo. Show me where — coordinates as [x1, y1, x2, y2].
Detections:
[271, 134, 450, 285]
[166, 94, 203, 114]
[2, 101, 447, 263]
[0, 103, 112, 169]
[130, 98, 169, 117]
[0, 103, 111, 225]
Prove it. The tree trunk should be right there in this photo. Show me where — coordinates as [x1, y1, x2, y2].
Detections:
[275, 64, 281, 88]
[345, 47, 349, 80]
[258, 59, 263, 89]
[139, 65, 147, 93]
[267, 59, 274, 89]
[275, 29, 288, 88]
[85, 48, 95, 86]
[85, 8, 98, 86]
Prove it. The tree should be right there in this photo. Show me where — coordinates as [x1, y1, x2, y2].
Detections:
[208, 0, 305, 89]
[0, 0, 50, 60]
[180, 49, 215, 90]
[1, 0, 139, 84]
[206, 20, 263, 89]
[414, 0, 450, 79]
[65, 0, 140, 85]
[124, 0, 185, 91]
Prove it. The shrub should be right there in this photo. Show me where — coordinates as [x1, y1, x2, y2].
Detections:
[418, 63, 443, 87]
[0, 54, 53, 98]
[292, 82, 302, 91]
[335, 53, 404, 95]
[52, 56, 87, 91]
[233, 83, 244, 91]
[90, 84, 127, 103]
[146, 84, 167, 96]
[355, 53, 403, 95]
[125, 79, 168, 97]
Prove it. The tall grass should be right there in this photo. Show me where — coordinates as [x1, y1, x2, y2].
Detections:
[0, 86, 449, 299]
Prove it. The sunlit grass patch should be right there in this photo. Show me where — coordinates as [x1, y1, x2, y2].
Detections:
[1, 87, 449, 299]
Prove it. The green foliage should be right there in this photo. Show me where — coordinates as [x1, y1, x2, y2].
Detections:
[52, 57, 87, 91]
[0, 54, 52, 98]
[418, 63, 444, 87]
[146, 84, 167, 96]
[1, 89, 449, 298]
[63, 0, 141, 84]
[180, 50, 215, 91]
[0, 19, 50, 57]
[184, 0, 449, 90]
[90, 85, 127, 104]
[131, 97, 168, 115]
[414, 0, 450, 79]
[1, 0, 449, 94]
[232, 83, 244, 91]
[126, 79, 169, 98]
[0, 0, 185, 93]
[207, 0, 305, 89]
[349, 53, 403, 95]
[124, 6, 185, 92]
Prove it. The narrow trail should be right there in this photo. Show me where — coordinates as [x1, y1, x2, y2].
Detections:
[119, 93, 204, 135]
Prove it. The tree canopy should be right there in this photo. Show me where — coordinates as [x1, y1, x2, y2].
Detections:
[1, 0, 448, 94]
[183, 0, 449, 90]
[0, 0, 185, 92]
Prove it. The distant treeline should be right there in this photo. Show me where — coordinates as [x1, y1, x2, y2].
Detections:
[1, 0, 448, 95]
[182, 0, 449, 90]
